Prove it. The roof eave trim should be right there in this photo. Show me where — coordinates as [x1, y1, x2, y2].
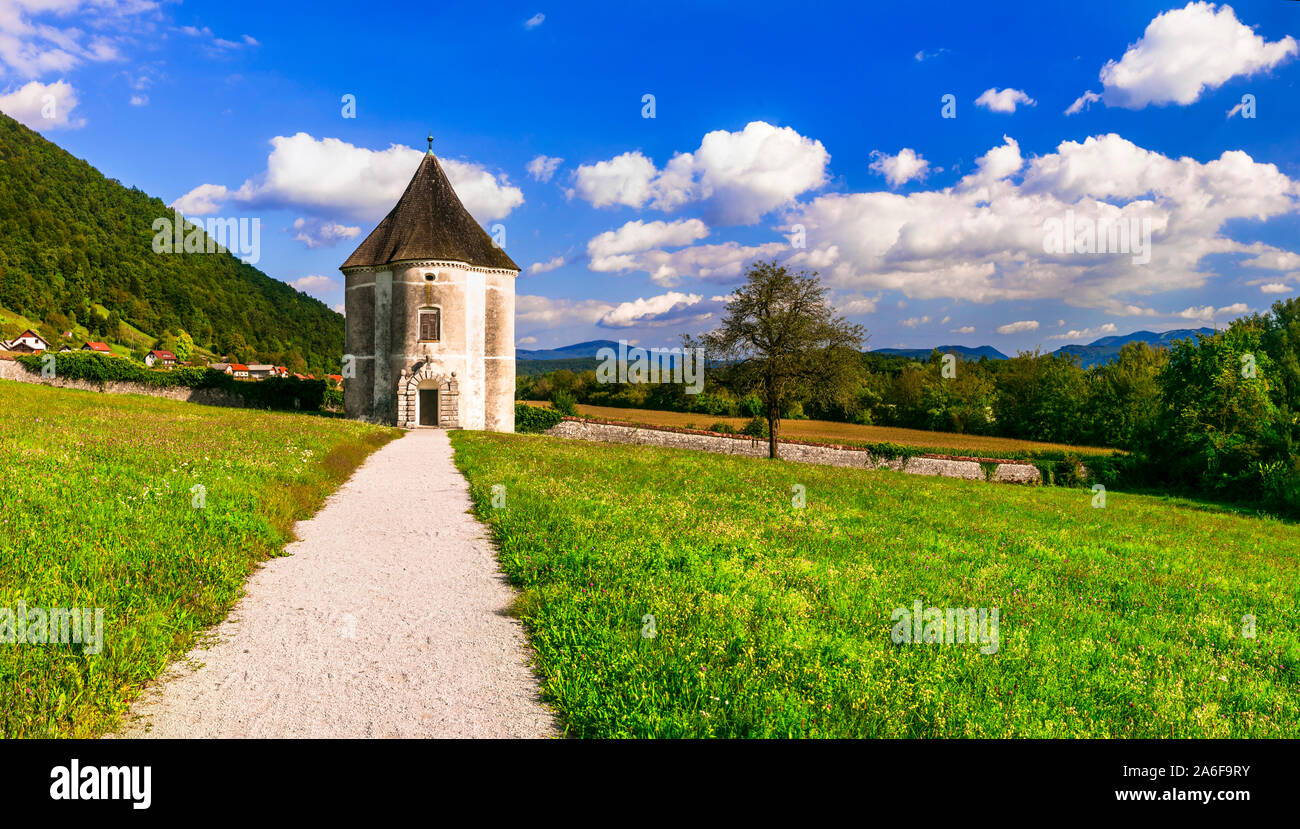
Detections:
[340, 258, 520, 276]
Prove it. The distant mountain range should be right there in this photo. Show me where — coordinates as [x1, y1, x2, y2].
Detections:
[518, 329, 1217, 369]
[516, 340, 619, 360]
[871, 344, 1009, 361]
[1048, 328, 1215, 367]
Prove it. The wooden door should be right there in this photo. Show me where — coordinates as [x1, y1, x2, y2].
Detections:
[419, 389, 438, 426]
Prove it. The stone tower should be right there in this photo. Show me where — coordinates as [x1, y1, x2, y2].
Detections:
[340, 147, 519, 431]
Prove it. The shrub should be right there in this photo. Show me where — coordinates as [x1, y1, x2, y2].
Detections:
[515, 402, 563, 433]
[551, 389, 578, 417]
[708, 421, 736, 434]
[741, 415, 769, 438]
[15, 352, 329, 411]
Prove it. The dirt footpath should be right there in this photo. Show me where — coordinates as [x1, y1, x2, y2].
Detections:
[116, 429, 555, 738]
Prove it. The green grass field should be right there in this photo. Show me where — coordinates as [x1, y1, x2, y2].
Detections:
[0, 380, 400, 737]
[452, 430, 1300, 737]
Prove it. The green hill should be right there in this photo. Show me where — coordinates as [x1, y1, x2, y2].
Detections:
[0, 112, 342, 373]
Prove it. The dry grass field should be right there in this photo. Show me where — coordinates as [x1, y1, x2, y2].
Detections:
[522, 400, 1117, 457]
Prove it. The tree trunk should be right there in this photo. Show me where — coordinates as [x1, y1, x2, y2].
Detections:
[768, 412, 780, 459]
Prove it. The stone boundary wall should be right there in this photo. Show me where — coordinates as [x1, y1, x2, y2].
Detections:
[0, 358, 245, 408]
[546, 417, 1043, 484]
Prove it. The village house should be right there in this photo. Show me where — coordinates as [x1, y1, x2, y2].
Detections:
[340, 139, 517, 430]
[81, 341, 112, 354]
[247, 364, 275, 379]
[145, 349, 177, 368]
[229, 363, 250, 378]
[2, 329, 50, 352]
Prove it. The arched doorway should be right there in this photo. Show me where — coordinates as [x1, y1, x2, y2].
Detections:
[398, 365, 459, 428]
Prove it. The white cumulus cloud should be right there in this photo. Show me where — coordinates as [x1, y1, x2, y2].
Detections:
[598, 291, 712, 329]
[0, 0, 145, 79]
[1047, 323, 1118, 340]
[1070, 2, 1297, 112]
[975, 87, 1036, 113]
[784, 132, 1299, 312]
[569, 121, 829, 225]
[0, 79, 83, 129]
[996, 320, 1039, 335]
[1177, 302, 1249, 319]
[588, 240, 787, 288]
[525, 255, 567, 276]
[171, 134, 524, 224]
[868, 148, 931, 188]
[587, 219, 710, 264]
[290, 274, 336, 293]
[526, 154, 563, 182]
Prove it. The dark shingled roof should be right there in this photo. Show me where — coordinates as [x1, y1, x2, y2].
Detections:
[340, 151, 519, 272]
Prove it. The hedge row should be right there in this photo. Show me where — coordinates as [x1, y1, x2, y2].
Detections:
[15, 352, 331, 412]
[515, 402, 563, 433]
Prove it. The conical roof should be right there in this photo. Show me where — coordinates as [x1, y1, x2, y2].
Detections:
[340, 152, 519, 272]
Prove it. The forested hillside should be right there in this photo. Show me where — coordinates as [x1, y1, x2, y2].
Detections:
[0, 112, 342, 372]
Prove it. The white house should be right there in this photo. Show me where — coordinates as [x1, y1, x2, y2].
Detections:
[6, 329, 49, 352]
[145, 349, 177, 368]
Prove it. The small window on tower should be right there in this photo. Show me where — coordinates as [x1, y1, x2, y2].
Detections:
[418, 308, 441, 343]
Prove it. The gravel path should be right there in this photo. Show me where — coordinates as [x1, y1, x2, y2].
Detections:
[116, 429, 555, 738]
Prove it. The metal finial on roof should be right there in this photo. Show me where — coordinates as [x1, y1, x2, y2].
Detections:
[426, 133, 433, 152]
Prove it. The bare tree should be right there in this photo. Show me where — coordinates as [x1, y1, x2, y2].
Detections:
[687, 260, 866, 459]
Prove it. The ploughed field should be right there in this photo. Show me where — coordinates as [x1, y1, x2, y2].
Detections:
[452, 430, 1299, 738]
[521, 400, 1117, 458]
[0, 380, 400, 737]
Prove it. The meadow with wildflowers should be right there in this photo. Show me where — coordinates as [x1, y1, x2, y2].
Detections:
[453, 430, 1300, 737]
[0, 380, 400, 737]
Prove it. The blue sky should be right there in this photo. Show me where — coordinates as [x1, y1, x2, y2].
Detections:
[3, 0, 1299, 352]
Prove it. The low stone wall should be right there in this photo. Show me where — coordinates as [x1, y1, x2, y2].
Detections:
[0, 359, 244, 407]
[545, 418, 1042, 484]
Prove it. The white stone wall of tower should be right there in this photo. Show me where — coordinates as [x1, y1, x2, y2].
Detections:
[394, 264, 476, 427]
[484, 271, 515, 431]
[344, 262, 516, 431]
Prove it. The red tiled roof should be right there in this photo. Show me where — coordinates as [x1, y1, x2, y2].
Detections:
[83, 342, 111, 352]
[230, 363, 249, 371]
[148, 350, 176, 359]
